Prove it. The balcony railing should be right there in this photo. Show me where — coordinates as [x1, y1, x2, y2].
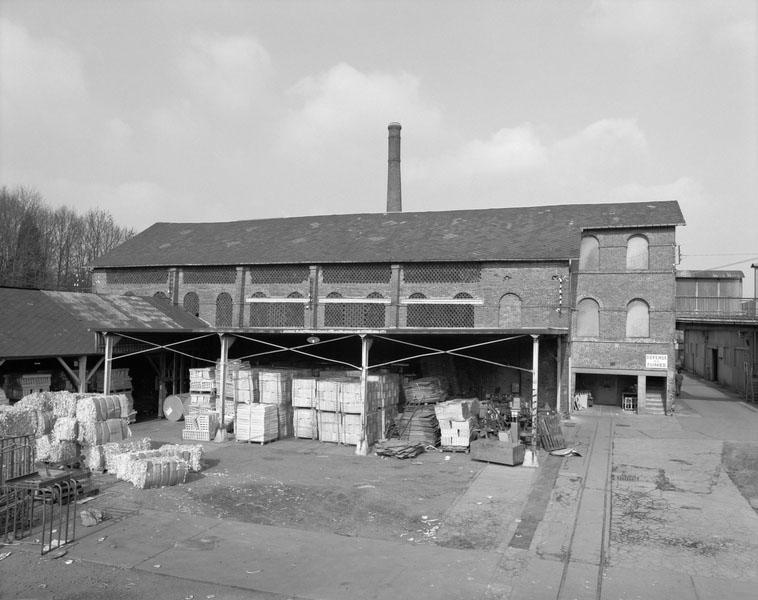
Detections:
[676, 297, 758, 321]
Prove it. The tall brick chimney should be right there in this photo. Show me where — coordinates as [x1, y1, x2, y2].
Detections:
[386, 122, 402, 212]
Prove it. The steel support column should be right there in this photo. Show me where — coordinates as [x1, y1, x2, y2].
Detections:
[356, 335, 372, 456]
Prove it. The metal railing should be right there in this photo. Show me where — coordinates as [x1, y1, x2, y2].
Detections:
[676, 297, 758, 321]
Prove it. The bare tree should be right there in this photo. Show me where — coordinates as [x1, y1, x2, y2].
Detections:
[0, 186, 135, 291]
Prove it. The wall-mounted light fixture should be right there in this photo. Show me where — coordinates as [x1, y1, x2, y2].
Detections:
[306, 336, 320, 344]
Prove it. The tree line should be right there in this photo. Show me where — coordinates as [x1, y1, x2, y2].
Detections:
[0, 186, 135, 291]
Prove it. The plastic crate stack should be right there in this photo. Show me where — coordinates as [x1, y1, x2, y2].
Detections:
[20, 373, 52, 398]
[214, 359, 240, 426]
[434, 398, 480, 450]
[185, 367, 216, 440]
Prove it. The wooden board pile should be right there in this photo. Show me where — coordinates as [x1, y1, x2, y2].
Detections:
[393, 406, 440, 445]
[435, 398, 481, 450]
[402, 377, 449, 405]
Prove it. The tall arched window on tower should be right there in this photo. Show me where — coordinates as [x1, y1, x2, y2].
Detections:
[576, 298, 600, 337]
[579, 236, 599, 270]
[626, 235, 649, 270]
[626, 299, 649, 338]
[215, 292, 233, 327]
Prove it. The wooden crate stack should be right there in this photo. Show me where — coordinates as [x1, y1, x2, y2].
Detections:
[235, 403, 278, 443]
[292, 377, 318, 439]
[290, 372, 400, 447]
[435, 398, 480, 451]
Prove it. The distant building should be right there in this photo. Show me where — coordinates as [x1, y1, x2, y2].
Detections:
[676, 270, 758, 401]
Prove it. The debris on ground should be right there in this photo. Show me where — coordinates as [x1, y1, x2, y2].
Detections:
[80, 508, 104, 527]
[375, 442, 427, 459]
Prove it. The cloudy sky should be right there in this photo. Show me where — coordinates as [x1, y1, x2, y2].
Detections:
[1, 0, 756, 287]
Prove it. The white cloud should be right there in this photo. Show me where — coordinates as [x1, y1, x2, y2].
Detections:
[0, 18, 88, 129]
[407, 118, 647, 192]
[179, 33, 272, 112]
[279, 63, 443, 155]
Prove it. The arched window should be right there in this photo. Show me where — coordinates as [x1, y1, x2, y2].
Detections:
[283, 292, 305, 327]
[215, 292, 233, 327]
[324, 292, 345, 327]
[576, 298, 600, 337]
[153, 291, 169, 301]
[626, 235, 649, 270]
[579, 236, 599, 270]
[365, 292, 386, 328]
[499, 294, 522, 328]
[451, 292, 475, 327]
[406, 293, 428, 327]
[249, 292, 268, 327]
[183, 292, 200, 317]
[626, 299, 649, 338]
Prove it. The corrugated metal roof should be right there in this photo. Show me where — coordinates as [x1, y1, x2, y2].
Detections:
[0, 288, 209, 359]
[676, 270, 745, 279]
[92, 201, 685, 268]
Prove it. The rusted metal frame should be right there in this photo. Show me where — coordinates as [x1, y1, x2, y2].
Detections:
[371, 334, 533, 373]
[105, 332, 218, 364]
[232, 333, 361, 371]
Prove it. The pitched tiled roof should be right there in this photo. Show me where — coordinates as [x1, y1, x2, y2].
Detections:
[0, 289, 208, 359]
[92, 201, 685, 268]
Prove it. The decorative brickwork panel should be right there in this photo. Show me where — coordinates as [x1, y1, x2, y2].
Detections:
[248, 292, 305, 328]
[249, 266, 309, 284]
[406, 293, 475, 328]
[106, 269, 168, 285]
[403, 263, 481, 283]
[183, 268, 237, 284]
[321, 264, 391, 284]
[323, 292, 386, 328]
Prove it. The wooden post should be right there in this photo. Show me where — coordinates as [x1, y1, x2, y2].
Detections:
[556, 336, 563, 415]
[356, 335, 372, 456]
[526, 334, 540, 467]
[104, 333, 115, 395]
[78, 355, 87, 393]
[158, 352, 167, 418]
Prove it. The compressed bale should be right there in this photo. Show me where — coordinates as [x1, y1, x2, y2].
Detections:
[78, 418, 130, 446]
[16, 392, 53, 412]
[36, 435, 79, 465]
[83, 444, 107, 472]
[51, 392, 79, 418]
[156, 444, 204, 472]
[76, 395, 122, 422]
[34, 410, 54, 436]
[53, 416, 78, 442]
[118, 455, 189, 489]
[103, 438, 152, 473]
[0, 405, 37, 437]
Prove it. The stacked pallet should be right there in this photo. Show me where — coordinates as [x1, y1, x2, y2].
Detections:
[435, 398, 480, 450]
[235, 403, 278, 443]
[258, 368, 310, 438]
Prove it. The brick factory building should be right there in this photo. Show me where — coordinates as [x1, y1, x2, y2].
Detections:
[88, 126, 684, 418]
